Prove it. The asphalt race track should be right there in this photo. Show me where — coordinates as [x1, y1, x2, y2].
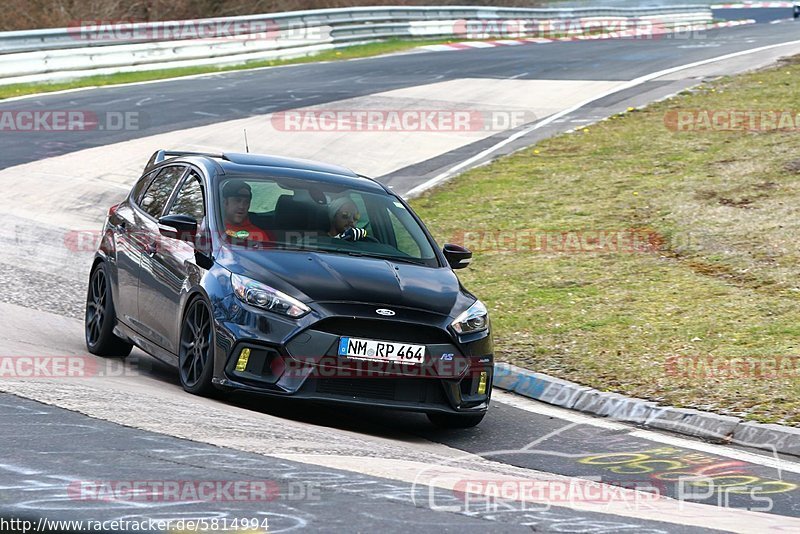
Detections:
[1, 13, 800, 533]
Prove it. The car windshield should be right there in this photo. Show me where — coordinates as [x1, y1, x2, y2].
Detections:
[216, 173, 439, 267]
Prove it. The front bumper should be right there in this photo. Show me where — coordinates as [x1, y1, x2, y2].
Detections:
[211, 298, 493, 414]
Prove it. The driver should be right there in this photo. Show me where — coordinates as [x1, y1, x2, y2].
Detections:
[222, 180, 270, 242]
[328, 196, 367, 241]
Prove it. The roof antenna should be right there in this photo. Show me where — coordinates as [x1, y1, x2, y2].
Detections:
[243, 129, 250, 153]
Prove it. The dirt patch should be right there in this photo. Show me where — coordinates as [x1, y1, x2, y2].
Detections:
[755, 181, 779, 190]
[669, 257, 781, 294]
[785, 159, 800, 174]
[778, 54, 800, 66]
[718, 197, 756, 208]
[695, 190, 718, 201]
[695, 189, 763, 208]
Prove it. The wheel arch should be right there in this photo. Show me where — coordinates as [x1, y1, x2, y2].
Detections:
[89, 252, 120, 314]
[177, 285, 213, 333]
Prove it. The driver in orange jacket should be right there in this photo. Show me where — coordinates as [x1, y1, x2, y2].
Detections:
[222, 180, 271, 242]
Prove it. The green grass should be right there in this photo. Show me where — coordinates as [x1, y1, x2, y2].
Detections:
[410, 55, 800, 425]
[0, 38, 452, 100]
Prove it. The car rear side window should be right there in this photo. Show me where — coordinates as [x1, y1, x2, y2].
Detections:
[168, 171, 205, 221]
[249, 181, 293, 212]
[139, 165, 185, 218]
[131, 171, 156, 206]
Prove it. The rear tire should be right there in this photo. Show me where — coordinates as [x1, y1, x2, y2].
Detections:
[427, 411, 485, 429]
[85, 263, 133, 358]
[178, 297, 216, 396]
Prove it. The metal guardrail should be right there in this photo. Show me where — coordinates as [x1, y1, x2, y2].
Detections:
[0, 5, 712, 85]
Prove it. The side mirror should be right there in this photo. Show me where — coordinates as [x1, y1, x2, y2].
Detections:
[443, 243, 472, 270]
[158, 214, 197, 242]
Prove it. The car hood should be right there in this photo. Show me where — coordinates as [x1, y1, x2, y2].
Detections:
[217, 247, 461, 315]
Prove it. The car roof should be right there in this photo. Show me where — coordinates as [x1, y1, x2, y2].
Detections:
[146, 150, 388, 193]
[222, 152, 357, 177]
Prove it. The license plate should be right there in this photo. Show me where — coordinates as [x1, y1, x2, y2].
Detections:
[337, 337, 425, 365]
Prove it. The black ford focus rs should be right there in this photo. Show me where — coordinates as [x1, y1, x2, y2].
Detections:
[85, 150, 493, 427]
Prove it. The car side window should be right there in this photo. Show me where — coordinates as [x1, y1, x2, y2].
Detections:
[168, 171, 205, 221]
[388, 210, 421, 257]
[249, 181, 293, 213]
[131, 171, 157, 206]
[139, 166, 185, 218]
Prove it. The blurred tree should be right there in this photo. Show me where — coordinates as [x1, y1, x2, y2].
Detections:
[1, 0, 548, 30]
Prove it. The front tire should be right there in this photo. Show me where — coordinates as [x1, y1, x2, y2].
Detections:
[427, 411, 486, 429]
[85, 264, 133, 358]
[178, 297, 216, 396]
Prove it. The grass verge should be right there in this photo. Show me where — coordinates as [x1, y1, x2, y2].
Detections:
[411, 55, 800, 425]
[0, 38, 451, 101]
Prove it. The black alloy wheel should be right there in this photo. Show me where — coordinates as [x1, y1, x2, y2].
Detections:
[179, 298, 216, 395]
[85, 264, 133, 357]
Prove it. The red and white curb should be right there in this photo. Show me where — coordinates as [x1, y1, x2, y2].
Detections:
[419, 20, 758, 53]
[712, 2, 795, 8]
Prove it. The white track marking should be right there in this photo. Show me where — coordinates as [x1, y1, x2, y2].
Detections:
[0, 463, 41, 475]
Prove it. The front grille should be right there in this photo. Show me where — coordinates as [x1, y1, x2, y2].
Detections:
[313, 377, 448, 405]
[313, 318, 452, 344]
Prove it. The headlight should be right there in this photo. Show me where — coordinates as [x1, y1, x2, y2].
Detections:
[231, 273, 310, 318]
[451, 300, 489, 334]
